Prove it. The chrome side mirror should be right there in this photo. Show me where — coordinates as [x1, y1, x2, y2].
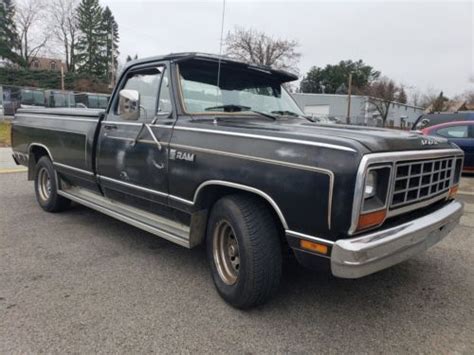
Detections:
[118, 89, 140, 121]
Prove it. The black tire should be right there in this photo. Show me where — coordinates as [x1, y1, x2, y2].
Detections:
[206, 194, 282, 309]
[34, 156, 71, 212]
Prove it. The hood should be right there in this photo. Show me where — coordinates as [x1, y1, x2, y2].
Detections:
[190, 117, 455, 153]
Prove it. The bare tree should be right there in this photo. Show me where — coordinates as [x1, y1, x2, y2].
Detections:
[15, 0, 50, 66]
[410, 89, 422, 107]
[48, 0, 79, 72]
[365, 77, 401, 127]
[224, 27, 300, 73]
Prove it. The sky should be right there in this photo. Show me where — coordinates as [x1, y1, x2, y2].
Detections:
[101, 0, 473, 98]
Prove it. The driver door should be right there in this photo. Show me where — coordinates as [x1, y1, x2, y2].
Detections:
[96, 63, 175, 212]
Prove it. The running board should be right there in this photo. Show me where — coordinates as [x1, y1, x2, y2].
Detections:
[58, 187, 191, 248]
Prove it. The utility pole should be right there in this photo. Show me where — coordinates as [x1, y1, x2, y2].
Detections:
[60, 65, 65, 91]
[346, 72, 352, 125]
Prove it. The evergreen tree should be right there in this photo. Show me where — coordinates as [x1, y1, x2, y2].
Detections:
[0, 0, 21, 65]
[75, 0, 106, 77]
[398, 87, 407, 104]
[101, 6, 119, 82]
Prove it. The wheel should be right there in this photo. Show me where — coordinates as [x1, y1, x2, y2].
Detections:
[206, 194, 282, 309]
[34, 156, 71, 212]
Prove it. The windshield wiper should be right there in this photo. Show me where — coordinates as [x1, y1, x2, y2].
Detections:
[271, 110, 315, 122]
[204, 104, 276, 120]
[271, 110, 300, 117]
[244, 110, 277, 121]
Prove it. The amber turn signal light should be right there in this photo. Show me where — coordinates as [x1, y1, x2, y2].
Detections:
[299, 240, 329, 255]
[357, 209, 387, 231]
[448, 185, 458, 198]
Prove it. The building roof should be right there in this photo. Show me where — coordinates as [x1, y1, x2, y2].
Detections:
[292, 92, 424, 110]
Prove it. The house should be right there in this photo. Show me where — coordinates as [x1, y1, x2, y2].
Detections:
[29, 57, 65, 72]
[424, 100, 472, 113]
[291, 93, 424, 128]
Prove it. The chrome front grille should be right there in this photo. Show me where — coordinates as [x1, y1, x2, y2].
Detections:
[390, 157, 454, 209]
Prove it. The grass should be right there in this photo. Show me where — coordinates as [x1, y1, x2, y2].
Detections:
[0, 121, 12, 147]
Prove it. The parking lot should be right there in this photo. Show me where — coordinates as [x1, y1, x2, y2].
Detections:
[1, 172, 473, 353]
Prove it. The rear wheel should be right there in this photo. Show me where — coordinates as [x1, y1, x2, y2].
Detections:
[34, 156, 71, 212]
[207, 194, 282, 309]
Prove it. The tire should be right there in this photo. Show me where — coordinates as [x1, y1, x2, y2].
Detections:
[34, 156, 71, 212]
[206, 194, 282, 309]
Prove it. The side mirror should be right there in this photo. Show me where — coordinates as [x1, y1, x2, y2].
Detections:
[119, 89, 140, 121]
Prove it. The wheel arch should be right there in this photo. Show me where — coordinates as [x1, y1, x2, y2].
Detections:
[193, 180, 288, 230]
[188, 180, 289, 247]
[27, 143, 53, 180]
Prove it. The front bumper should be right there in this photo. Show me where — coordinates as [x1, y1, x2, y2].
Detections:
[331, 200, 464, 278]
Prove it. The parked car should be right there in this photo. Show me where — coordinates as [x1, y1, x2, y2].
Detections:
[74, 92, 110, 109]
[44, 90, 76, 108]
[2, 86, 21, 116]
[11, 52, 465, 308]
[413, 112, 474, 130]
[422, 121, 474, 172]
[20, 88, 45, 109]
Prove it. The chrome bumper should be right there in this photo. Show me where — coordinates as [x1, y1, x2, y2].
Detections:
[331, 201, 464, 279]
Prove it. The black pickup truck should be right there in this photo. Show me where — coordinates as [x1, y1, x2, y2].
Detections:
[11, 53, 464, 308]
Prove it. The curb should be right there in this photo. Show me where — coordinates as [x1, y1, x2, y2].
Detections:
[0, 168, 27, 174]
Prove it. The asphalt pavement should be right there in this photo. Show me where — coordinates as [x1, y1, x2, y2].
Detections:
[1, 172, 473, 353]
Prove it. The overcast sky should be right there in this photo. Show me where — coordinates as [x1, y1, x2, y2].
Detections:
[102, 0, 473, 98]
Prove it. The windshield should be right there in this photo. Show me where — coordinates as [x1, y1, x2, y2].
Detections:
[178, 61, 303, 117]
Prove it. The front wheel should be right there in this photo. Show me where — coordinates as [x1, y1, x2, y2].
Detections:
[34, 156, 71, 212]
[206, 194, 282, 309]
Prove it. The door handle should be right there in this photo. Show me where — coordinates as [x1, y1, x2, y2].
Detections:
[104, 124, 118, 130]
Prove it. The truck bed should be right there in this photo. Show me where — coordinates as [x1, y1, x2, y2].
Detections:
[12, 108, 103, 191]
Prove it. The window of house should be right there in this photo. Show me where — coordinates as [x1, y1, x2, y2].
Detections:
[50, 61, 57, 70]
[32, 60, 39, 69]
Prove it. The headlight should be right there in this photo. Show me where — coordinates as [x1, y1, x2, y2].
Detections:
[364, 171, 377, 198]
[361, 167, 391, 213]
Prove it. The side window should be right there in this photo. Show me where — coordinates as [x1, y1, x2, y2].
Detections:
[436, 125, 469, 138]
[118, 67, 163, 121]
[157, 69, 172, 114]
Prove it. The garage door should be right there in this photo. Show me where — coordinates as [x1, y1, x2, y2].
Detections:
[304, 105, 330, 116]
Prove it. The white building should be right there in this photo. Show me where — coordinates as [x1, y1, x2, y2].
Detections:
[292, 93, 424, 128]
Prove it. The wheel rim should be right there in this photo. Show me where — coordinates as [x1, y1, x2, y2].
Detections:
[38, 167, 52, 202]
[213, 220, 240, 285]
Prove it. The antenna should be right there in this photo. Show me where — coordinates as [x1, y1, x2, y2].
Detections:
[215, 0, 226, 104]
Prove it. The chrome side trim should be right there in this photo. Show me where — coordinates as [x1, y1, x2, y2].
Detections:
[193, 180, 289, 230]
[101, 120, 142, 126]
[19, 113, 97, 123]
[349, 148, 463, 235]
[103, 121, 172, 129]
[169, 194, 194, 205]
[98, 175, 168, 198]
[171, 143, 334, 229]
[28, 143, 54, 161]
[285, 230, 335, 246]
[172, 126, 357, 152]
[57, 189, 190, 248]
[53, 162, 94, 176]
